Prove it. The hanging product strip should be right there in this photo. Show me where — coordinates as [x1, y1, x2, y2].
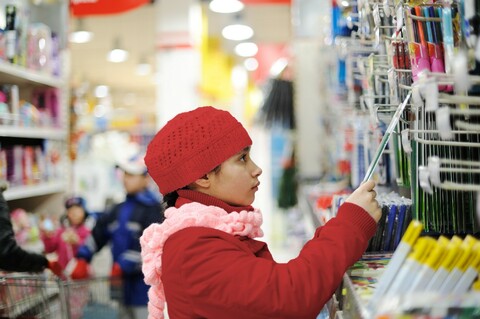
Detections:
[367, 0, 480, 236]
[338, 2, 478, 234]
[328, 0, 480, 318]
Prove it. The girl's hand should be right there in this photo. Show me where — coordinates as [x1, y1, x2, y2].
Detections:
[345, 180, 382, 223]
[62, 228, 79, 244]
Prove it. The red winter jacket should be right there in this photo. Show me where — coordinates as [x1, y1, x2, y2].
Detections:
[160, 191, 377, 319]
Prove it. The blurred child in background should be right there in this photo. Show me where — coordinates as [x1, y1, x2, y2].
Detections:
[41, 196, 92, 279]
[77, 153, 165, 319]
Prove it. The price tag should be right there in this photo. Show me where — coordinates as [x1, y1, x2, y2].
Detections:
[401, 129, 412, 154]
[395, 5, 403, 32]
[425, 80, 439, 111]
[411, 85, 423, 108]
[373, 4, 381, 28]
[418, 166, 434, 194]
[383, 0, 391, 17]
[427, 156, 442, 187]
[388, 68, 399, 104]
[476, 39, 480, 61]
[436, 106, 453, 140]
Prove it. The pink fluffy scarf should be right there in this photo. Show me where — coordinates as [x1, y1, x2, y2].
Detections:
[140, 202, 263, 319]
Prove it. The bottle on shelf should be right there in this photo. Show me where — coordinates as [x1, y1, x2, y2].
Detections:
[5, 4, 17, 63]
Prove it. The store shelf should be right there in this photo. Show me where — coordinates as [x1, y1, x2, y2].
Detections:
[0, 126, 67, 139]
[0, 61, 65, 88]
[340, 274, 372, 319]
[4, 181, 67, 200]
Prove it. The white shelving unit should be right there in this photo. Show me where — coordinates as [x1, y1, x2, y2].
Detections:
[0, 125, 67, 140]
[0, 0, 70, 211]
[4, 181, 67, 201]
[0, 61, 65, 87]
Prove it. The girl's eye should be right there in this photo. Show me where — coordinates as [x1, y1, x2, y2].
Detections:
[240, 154, 248, 162]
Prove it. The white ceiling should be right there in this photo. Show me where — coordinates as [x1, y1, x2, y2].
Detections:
[69, 2, 291, 112]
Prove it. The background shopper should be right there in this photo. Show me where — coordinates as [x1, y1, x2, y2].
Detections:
[77, 154, 165, 319]
[41, 196, 92, 279]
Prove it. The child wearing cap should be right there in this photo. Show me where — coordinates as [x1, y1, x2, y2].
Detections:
[77, 153, 165, 319]
[140, 106, 382, 319]
[41, 196, 92, 279]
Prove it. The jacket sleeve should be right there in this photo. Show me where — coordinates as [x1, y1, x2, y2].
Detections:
[163, 202, 376, 319]
[0, 192, 48, 272]
[41, 229, 60, 254]
[120, 204, 164, 274]
[76, 211, 113, 262]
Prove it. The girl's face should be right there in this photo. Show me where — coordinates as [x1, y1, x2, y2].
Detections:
[67, 206, 85, 226]
[203, 147, 262, 207]
[123, 172, 149, 195]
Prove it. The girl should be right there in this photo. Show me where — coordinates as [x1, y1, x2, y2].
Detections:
[41, 196, 92, 278]
[140, 106, 381, 319]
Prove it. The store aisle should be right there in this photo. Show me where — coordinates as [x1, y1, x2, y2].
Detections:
[249, 125, 310, 264]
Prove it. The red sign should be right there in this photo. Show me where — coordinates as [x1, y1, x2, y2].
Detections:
[70, 0, 150, 17]
[242, 0, 291, 4]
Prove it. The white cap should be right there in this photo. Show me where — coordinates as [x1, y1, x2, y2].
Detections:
[116, 152, 148, 175]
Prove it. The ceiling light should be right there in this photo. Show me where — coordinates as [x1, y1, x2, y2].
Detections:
[270, 58, 289, 77]
[94, 104, 107, 118]
[222, 24, 254, 41]
[107, 37, 129, 63]
[136, 63, 152, 76]
[94, 85, 109, 98]
[136, 56, 152, 76]
[69, 19, 93, 44]
[244, 58, 258, 71]
[234, 42, 258, 57]
[231, 65, 248, 88]
[209, 0, 244, 13]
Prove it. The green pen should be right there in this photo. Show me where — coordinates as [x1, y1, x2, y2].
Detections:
[363, 92, 412, 183]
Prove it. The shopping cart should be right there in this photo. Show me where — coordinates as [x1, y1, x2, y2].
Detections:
[0, 273, 63, 318]
[0, 273, 121, 319]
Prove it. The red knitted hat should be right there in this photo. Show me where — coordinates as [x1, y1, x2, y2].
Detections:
[145, 106, 252, 194]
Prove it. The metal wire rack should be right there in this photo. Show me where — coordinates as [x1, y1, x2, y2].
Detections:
[0, 274, 121, 319]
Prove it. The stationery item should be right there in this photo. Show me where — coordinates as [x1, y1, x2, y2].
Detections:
[363, 92, 412, 182]
[367, 220, 423, 312]
[393, 204, 407, 249]
[383, 204, 398, 251]
[384, 236, 437, 297]
[367, 205, 388, 252]
[424, 6, 447, 90]
[452, 243, 480, 294]
[406, 7, 431, 82]
[472, 279, 480, 291]
[441, 5, 455, 74]
[438, 235, 478, 294]
[406, 236, 449, 293]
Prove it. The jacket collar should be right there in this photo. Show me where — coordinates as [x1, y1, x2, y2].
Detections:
[176, 189, 253, 213]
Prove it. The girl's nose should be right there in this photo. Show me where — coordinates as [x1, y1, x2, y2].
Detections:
[251, 161, 262, 177]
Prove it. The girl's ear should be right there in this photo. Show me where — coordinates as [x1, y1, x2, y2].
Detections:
[192, 175, 210, 189]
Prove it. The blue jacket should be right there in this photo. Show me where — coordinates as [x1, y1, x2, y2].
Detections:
[77, 188, 164, 305]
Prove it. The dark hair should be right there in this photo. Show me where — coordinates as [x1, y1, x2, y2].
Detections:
[63, 196, 89, 224]
[65, 196, 87, 210]
[163, 165, 221, 209]
[163, 192, 179, 209]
